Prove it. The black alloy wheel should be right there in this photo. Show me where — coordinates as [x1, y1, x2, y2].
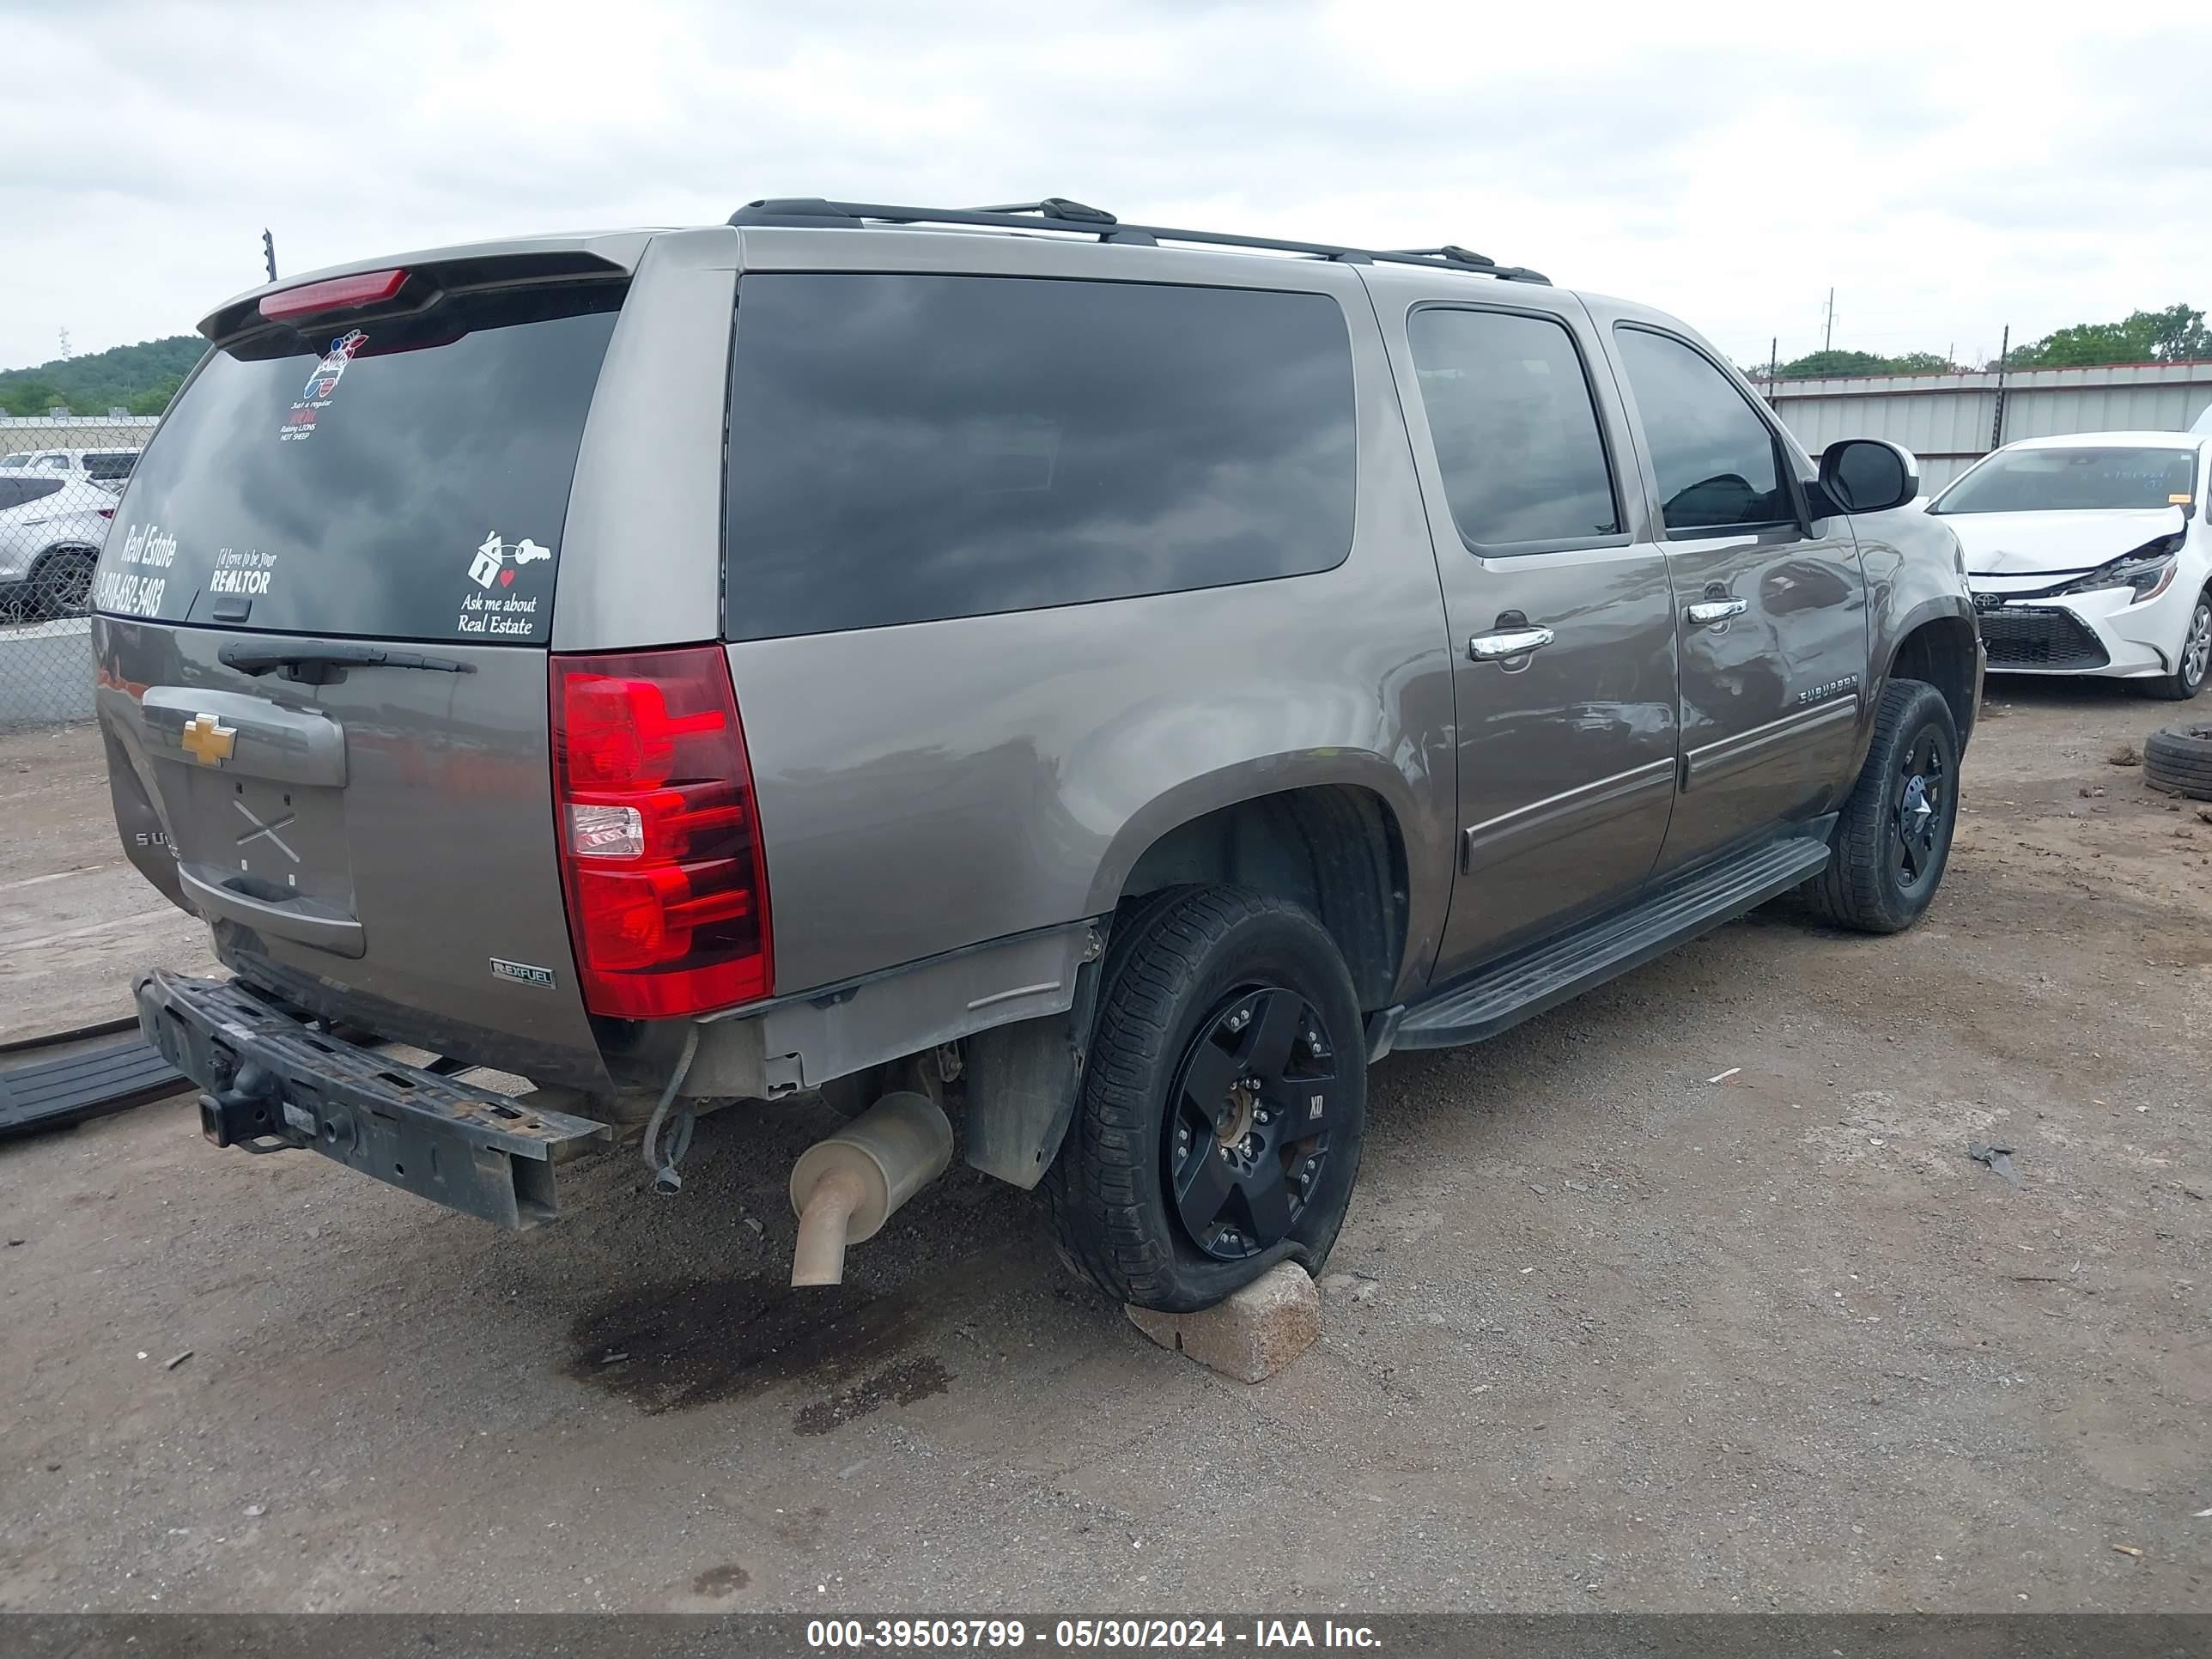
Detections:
[1889, 723, 1951, 896]
[1164, 983, 1342, 1261]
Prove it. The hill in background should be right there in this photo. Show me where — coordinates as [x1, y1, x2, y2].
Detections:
[0, 336, 205, 417]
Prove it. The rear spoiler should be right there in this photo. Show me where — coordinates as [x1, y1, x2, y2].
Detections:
[198, 232, 659, 346]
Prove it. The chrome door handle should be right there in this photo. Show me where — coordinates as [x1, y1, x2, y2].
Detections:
[1468, 627, 1555, 662]
[1686, 599, 1748, 625]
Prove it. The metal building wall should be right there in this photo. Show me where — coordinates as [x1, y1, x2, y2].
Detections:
[1759, 361, 2212, 491]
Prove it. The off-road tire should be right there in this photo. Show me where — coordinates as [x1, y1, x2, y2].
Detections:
[2144, 721, 2212, 801]
[1043, 884, 1365, 1312]
[1804, 678, 1960, 934]
[2144, 588, 2212, 702]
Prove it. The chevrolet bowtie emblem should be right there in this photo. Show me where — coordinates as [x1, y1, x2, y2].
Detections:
[180, 712, 237, 767]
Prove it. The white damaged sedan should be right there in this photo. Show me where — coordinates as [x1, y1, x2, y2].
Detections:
[1933, 431, 2211, 700]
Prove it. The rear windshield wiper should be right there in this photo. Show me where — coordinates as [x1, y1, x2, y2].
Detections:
[219, 641, 476, 684]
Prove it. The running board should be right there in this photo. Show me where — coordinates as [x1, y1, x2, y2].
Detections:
[0, 1037, 185, 1140]
[1386, 835, 1831, 1053]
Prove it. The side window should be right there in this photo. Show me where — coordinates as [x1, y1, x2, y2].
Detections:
[1407, 307, 1620, 548]
[0, 477, 64, 507]
[1615, 328, 1794, 532]
[723, 274, 1357, 641]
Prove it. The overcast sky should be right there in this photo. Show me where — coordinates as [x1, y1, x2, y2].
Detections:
[5, 0, 2209, 374]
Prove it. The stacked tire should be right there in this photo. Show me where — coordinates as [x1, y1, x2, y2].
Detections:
[2145, 723, 2212, 801]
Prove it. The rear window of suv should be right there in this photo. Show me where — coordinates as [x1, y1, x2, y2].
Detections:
[723, 273, 1357, 640]
[94, 281, 623, 643]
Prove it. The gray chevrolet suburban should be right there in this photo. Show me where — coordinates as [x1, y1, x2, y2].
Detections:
[97, 198, 1979, 1312]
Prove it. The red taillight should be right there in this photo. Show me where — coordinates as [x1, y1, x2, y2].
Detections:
[258, 268, 409, 322]
[550, 647, 774, 1018]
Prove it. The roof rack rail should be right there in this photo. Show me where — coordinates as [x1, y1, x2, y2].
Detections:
[726, 198, 1551, 284]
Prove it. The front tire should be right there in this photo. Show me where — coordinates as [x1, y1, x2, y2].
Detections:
[1045, 886, 1366, 1312]
[2146, 588, 2212, 702]
[1805, 679, 1961, 934]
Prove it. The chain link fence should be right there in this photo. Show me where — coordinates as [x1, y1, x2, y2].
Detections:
[0, 416, 155, 729]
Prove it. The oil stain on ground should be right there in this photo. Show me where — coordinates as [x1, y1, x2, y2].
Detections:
[691, 1563, 751, 1597]
[565, 1272, 926, 1414]
[793, 1355, 952, 1437]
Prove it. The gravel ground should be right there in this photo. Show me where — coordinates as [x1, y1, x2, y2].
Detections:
[2, 683, 2209, 1613]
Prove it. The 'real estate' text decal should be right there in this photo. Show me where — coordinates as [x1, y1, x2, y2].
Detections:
[94, 521, 178, 617]
[457, 531, 550, 636]
[279, 329, 367, 444]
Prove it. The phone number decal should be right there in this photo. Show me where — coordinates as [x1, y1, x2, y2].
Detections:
[92, 568, 167, 619]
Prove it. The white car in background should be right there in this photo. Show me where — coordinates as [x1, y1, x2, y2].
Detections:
[1931, 430, 2211, 700]
[0, 473, 115, 620]
[0, 447, 142, 492]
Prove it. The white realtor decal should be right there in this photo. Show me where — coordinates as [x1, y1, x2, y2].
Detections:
[458, 531, 550, 637]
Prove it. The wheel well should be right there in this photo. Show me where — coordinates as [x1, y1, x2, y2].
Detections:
[1118, 786, 1409, 1012]
[1887, 617, 1978, 745]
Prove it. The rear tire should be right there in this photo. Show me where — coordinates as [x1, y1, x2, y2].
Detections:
[2144, 589, 2212, 702]
[1044, 885, 1365, 1312]
[28, 547, 97, 621]
[1804, 679, 1960, 934]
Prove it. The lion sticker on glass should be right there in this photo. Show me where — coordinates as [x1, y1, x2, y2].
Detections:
[279, 329, 368, 444]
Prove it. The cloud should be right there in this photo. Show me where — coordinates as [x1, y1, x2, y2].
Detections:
[2, 0, 2209, 371]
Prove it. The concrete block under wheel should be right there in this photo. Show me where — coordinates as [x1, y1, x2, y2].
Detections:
[1124, 1261, 1321, 1382]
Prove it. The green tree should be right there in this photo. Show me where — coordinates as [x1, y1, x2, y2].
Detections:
[2007, 305, 2209, 368]
[125, 374, 184, 416]
[0, 378, 65, 416]
[1751, 347, 1960, 380]
[0, 335, 205, 416]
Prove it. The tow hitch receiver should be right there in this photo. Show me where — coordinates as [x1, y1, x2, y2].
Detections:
[137, 970, 612, 1230]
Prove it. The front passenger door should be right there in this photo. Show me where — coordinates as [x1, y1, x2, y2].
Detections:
[1603, 322, 1869, 874]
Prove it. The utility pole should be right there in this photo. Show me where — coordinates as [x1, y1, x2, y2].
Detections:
[262, 228, 277, 284]
[1823, 288, 1836, 353]
[1765, 336, 1779, 406]
[1990, 325, 2010, 453]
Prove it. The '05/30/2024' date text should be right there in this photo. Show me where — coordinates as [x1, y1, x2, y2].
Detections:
[806, 1620, 1382, 1650]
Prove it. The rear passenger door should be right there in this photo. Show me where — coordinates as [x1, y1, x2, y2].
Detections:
[1390, 299, 1681, 977]
[1599, 318, 1869, 874]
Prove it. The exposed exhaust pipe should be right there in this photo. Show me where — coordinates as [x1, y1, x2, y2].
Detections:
[788, 1091, 953, 1287]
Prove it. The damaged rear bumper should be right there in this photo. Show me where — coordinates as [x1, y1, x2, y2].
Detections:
[134, 969, 612, 1229]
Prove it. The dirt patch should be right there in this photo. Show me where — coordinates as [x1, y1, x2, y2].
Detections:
[793, 1356, 954, 1437]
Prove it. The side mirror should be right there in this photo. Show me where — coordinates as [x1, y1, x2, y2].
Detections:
[1819, 438, 1920, 514]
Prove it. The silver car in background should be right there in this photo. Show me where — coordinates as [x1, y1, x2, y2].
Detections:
[0, 472, 115, 619]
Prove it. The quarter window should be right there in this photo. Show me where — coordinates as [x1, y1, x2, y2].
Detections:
[1616, 329, 1794, 532]
[724, 273, 1358, 640]
[1408, 308, 1620, 548]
